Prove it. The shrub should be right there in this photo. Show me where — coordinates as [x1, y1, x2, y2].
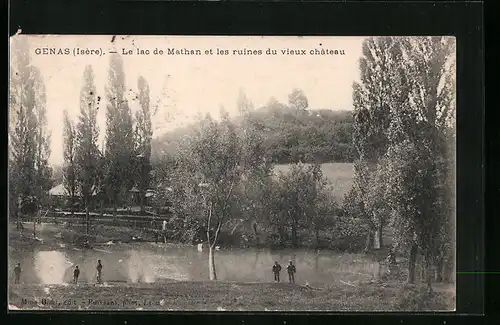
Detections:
[330, 215, 367, 251]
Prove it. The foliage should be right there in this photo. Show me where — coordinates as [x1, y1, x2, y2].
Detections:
[385, 37, 456, 262]
[31, 67, 53, 204]
[349, 37, 409, 251]
[103, 54, 135, 210]
[288, 88, 309, 113]
[269, 163, 338, 248]
[62, 110, 77, 207]
[75, 65, 101, 205]
[169, 112, 243, 247]
[352, 37, 400, 164]
[132, 76, 153, 210]
[9, 36, 52, 216]
[350, 36, 456, 285]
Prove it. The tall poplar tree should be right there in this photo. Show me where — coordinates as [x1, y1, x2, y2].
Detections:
[32, 67, 53, 207]
[351, 37, 400, 250]
[75, 65, 100, 233]
[104, 54, 134, 215]
[133, 76, 152, 212]
[384, 36, 456, 286]
[63, 110, 77, 216]
[9, 36, 51, 226]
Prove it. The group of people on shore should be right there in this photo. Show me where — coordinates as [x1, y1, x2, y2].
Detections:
[71, 260, 104, 284]
[272, 260, 297, 283]
[12, 260, 104, 285]
[14, 259, 298, 285]
[70, 259, 104, 284]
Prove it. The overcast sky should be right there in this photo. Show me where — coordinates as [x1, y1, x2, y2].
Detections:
[11, 35, 366, 166]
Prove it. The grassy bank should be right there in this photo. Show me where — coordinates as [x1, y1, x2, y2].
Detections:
[9, 280, 454, 311]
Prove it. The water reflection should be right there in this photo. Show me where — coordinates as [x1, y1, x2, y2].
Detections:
[16, 244, 387, 285]
[34, 251, 73, 284]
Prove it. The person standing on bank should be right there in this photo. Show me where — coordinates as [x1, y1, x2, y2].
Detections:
[14, 262, 22, 284]
[162, 220, 167, 243]
[272, 261, 282, 282]
[73, 266, 80, 284]
[96, 259, 103, 284]
[287, 260, 296, 284]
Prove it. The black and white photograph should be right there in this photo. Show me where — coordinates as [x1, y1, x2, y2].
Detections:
[8, 35, 456, 311]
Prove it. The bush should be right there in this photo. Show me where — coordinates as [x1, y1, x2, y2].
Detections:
[329, 216, 367, 251]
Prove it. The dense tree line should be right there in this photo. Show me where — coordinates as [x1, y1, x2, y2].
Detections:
[343, 36, 456, 287]
[60, 55, 154, 232]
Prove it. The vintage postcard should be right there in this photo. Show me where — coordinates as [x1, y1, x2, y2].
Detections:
[8, 35, 456, 311]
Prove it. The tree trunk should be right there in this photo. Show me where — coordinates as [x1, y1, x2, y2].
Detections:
[364, 228, 373, 252]
[291, 221, 298, 248]
[112, 193, 117, 220]
[33, 214, 36, 238]
[315, 227, 320, 247]
[278, 225, 285, 247]
[407, 244, 418, 284]
[208, 245, 217, 280]
[252, 222, 259, 246]
[85, 203, 90, 237]
[16, 206, 21, 229]
[374, 223, 383, 249]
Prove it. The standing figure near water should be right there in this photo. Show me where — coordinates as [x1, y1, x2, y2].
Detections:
[287, 260, 296, 284]
[96, 260, 103, 284]
[272, 261, 282, 282]
[14, 262, 22, 284]
[73, 266, 80, 284]
[162, 220, 167, 243]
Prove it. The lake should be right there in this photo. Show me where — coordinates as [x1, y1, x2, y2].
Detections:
[9, 243, 387, 286]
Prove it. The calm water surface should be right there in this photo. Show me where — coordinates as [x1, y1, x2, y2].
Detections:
[10, 243, 387, 286]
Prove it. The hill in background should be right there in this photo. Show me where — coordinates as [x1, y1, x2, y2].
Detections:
[151, 107, 356, 165]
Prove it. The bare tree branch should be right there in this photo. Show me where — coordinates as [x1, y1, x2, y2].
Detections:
[212, 220, 222, 249]
[219, 179, 236, 223]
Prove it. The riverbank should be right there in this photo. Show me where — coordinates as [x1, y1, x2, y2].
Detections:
[9, 280, 454, 311]
[8, 221, 376, 257]
[9, 222, 165, 251]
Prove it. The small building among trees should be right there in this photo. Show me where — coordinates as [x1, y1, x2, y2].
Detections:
[48, 183, 98, 211]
